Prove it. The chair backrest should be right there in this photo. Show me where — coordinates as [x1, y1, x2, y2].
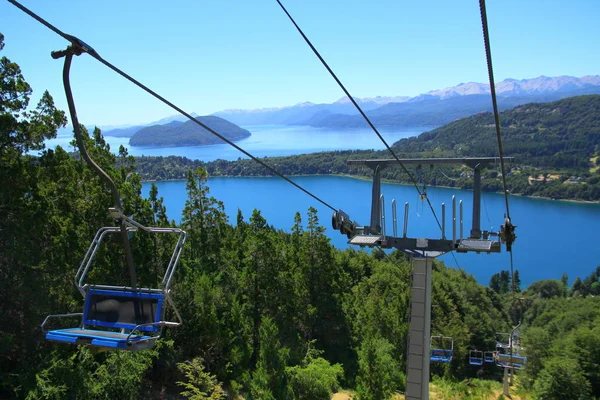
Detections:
[83, 288, 164, 333]
[431, 349, 453, 362]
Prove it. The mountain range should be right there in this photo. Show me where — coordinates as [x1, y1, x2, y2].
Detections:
[212, 75, 600, 128]
[99, 75, 600, 139]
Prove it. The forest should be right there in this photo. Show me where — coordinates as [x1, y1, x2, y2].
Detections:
[2, 33, 600, 399]
[134, 95, 600, 202]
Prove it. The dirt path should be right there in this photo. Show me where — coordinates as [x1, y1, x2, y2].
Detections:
[332, 392, 353, 400]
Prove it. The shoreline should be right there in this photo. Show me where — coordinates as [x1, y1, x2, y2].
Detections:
[141, 173, 600, 205]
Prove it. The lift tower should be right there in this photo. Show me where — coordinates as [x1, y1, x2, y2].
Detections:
[332, 157, 514, 400]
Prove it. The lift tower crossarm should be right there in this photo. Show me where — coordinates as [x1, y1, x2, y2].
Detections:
[347, 157, 513, 249]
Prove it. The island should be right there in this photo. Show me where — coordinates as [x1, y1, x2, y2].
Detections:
[129, 116, 251, 147]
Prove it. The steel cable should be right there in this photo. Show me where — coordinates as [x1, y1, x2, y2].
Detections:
[479, 0, 519, 337]
[276, 0, 445, 233]
[478, 0, 512, 222]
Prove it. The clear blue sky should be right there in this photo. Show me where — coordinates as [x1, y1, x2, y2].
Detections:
[1, 0, 599, 127]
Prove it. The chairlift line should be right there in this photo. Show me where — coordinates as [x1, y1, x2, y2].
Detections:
[12, 0, 524, 379]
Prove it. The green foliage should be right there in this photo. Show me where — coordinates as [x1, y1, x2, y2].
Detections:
[355, 336, 404, 400]
[524, 279, 564, 299]
[533, 357, 592, 399]
[25, 347, 158, 400]
[521, 295, 600, 397]
[177, 357, 226, 400]
[249, 316, 292, 400]
[287, 342, 344, 400]
[431, 376, 503, 400]
[570, 266, 600, 297]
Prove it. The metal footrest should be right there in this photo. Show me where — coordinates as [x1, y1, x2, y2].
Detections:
[457, 239, 500, 253]
[349, 235, 383, 245]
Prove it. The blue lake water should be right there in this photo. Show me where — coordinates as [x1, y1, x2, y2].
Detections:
[44, 124, 432, 161]
[142, 176, 600, 288]
[41, 123, 600, 287]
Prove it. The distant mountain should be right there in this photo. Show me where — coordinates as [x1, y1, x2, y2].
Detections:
[426, 75, 600, 99]
[212, 97, 402, 126]
[101, 125, 146, 138]
[129, 116, 250, 147]
[333, 95, 410, 105]
[211, 75, 600, 129]
[306, 85, 600, 129]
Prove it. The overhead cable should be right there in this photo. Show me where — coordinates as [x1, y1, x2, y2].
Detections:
[478, 0, 511, 222]
[276, 0, 445, 232]
[478, 0, 518, 321]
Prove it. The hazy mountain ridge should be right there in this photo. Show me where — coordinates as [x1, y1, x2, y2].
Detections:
[427, 75, 600, 99]
[211, 99, 386, 126]
[212, 75, 600, 128]
[306, 85, 600, 129]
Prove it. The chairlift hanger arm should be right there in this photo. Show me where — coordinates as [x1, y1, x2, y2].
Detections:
[53, 45, 138, 289]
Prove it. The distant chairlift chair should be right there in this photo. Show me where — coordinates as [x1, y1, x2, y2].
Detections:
[484, 351, 496, 363]
[430, 335, 454, 363]
[42, 215, 187, 351]
[469, 350, 484, 366]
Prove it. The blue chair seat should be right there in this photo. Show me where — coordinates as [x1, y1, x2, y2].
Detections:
[47, 328, 153, 350]
[430, 349, 453, 363]
[43, 288, 165, 351]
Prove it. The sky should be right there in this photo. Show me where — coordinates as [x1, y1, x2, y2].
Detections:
[1, 0, 599, 127]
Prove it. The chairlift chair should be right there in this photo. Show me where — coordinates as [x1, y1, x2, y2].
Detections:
[496, 353, 527, 370]
[430, 335, 454, 363]
[484, 351, 496, 363]
[42, 213, 187, 351]
[469, 350, 484, 366]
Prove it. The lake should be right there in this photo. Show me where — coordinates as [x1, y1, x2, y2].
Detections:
[142, 175, 600, 288]
[45, 124, 432, 161]
[41, 123, 600, 287]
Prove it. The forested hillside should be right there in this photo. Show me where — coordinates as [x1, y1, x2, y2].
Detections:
[2, 33, 600, 399]
[393, 95, 600, 170]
